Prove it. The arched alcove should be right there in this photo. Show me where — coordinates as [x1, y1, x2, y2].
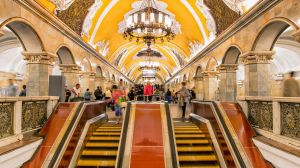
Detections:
[56, 46, 75, 64]
[222, 46, 241, 64]
[96, 66, 103, 77]
[205, 57, 219, 71]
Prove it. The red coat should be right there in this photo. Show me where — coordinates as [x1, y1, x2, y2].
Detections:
[144, 84, 153, 96]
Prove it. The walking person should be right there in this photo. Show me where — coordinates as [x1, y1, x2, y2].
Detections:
[178, 82, 191, 118]
[7, 79, 17, 97]
[64, 85, 71, 102]
[94, 86, 103, 100]
[166, 89, 172, 104]
[283, 71, 300, 97]
[19, 85, 26, 97]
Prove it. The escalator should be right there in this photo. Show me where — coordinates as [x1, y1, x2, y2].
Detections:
[77, 122, 122, 167]
[174, 120, 220, 168]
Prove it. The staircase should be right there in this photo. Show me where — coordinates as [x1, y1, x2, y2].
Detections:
[77, 122, 122, 167]
[174, 121, 220, 168]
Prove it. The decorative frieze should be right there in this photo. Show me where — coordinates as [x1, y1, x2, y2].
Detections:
[281, 102, 300, 139]
[248, 101, 273, 131]
[0, 102, 14, 138]
[202, 71, 219, 78]
[22, 52, 57, 65]
[292, 29, 300, 43]
[217, 64, 238, 72]
[22, 101, 47, 132]
[240, 51, 275, 65]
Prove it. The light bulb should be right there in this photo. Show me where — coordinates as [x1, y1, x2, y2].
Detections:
[126, 16, 132, 27]
[141, 12, 146, 23]
[134, 14, 138, 23]
[150, 12, 155, 22]
[158, 13, 163, 23]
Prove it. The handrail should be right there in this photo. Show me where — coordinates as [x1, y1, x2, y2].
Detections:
[189, 113, 228, 168]
[191, 100, 248, 168]
[116, 102, 131, 168]
[164, 103, 179, 168]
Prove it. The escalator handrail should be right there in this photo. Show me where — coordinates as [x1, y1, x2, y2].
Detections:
[165, 103, 179, 168]
[191, 100, 249, 168]
[116, 102, 131, 168]
[189, 113, 228, 168]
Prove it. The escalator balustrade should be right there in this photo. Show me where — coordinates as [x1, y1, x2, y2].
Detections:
[77, 122, 122, 167]
[174, 121, 220, 168]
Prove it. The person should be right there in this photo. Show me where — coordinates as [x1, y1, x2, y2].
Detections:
[71, 83, 81, 98]
[166, 89, 172, 104]
[112, 81, 126, 124]
[128, 87, 135, 101]
[105, 87, 112, 107]
[178, 82, 191, 118]
[65, 85, 71, 102]
[7, 79, 17, 97]
[84, 88, 92, 101]
[144, 82, 153, 102]
[94, 86, 103, 100]
[283, 71, 300, 97]
[19, 85, 26, 97]
[172, 90, 176, 104]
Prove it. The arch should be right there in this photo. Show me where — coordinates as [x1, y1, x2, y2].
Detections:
[56, 45, 76, 64]
[79, 57, 92, 72]
[252, 17, 299, 51]
[112, 74, 116, 81]
[183, 74, 187, 81]
[0, 17, 44, 52]
[96, 66, 103, 77]
[205, 56, 219, 71]
[195, 65, 203, 77]
[222, 45, 242, 64]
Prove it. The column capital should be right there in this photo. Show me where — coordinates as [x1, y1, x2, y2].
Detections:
[193, 76, 203, 81]
[22, 51, 57, 65]
[202, 71, 218, 78]
[240, 51, 274, 65]
[79, 71, 96, 78]
[292, 29, 300, 43]
[217, 64, 238, 72]
[59, 64, 80, 73]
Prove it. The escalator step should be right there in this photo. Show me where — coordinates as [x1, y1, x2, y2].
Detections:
[86, 142, 119, 147]
[81, 150, 118, 156]
[175, 134, 206, 138]
[77, 159, 115, 167]
[89, 136, 120, 141]
[175, 130, 203, 134]
[176, 139, 209, 144]
[177, 146, 213, 152]
[180, 164, 220, 168]
[179, 154, 217, 161]
[95, 129, 121, 132]
[93, 132, 121, 136]
[99, 126, 122, 129]
[175, 127, 199, 130]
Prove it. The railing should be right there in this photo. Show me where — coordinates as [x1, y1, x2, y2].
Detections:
[238, 96, 300, 141]
[0, 96, 59, 147]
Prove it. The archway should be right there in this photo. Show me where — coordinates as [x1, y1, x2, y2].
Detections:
[0, 18, 46, 96]
[79, 57, 93, 92]
[204, 57, 219, 100]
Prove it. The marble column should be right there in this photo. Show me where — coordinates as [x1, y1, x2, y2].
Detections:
[22, 52, 56, 96]
[193, 76, 204, 100]
[79, 72, 96, 93]
[240, 51, 274, 97]
[95, 77, 106, 90]
[217, 64, 238, 102]
[202, 71, 219, 100]
[59, 64, 80, 89]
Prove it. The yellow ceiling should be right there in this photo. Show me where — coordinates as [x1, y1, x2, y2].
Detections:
[36, 0, 249, 83]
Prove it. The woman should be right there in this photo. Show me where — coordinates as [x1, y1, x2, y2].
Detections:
[144, 82, 153, 102]
[178, 82, 191, 118]
[166, 89, 172, 104]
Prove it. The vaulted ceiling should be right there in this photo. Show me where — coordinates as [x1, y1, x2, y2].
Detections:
[36, 0, 258, 83]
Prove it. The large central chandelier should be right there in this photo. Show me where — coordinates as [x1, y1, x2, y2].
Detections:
[139, 61, 160, 71]
[119, 0, 181, 47]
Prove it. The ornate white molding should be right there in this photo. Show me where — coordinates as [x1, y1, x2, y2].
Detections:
[50, 0, 74, 11]
[189, 40, 204, 57]
[195, 0, 217, 37]
[222, 0, 244, 14]
[22, 52, 57, 65]
[95, 40, 109, 57]
[217, 64, 238, 72]
[240, 51, 275, 65]
[81, 0, 103, 37]
[59, 64, 81, 73]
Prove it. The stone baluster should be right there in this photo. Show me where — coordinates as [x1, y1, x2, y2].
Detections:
[217, 64, 238, 101]
[202, 71, 219, 100]
[59, 64, 80, 89]
[22, 51, 56, 96]
[240, 51, 274, 97]
[193, 76, 204, 100]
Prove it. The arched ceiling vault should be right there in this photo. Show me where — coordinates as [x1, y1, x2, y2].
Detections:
[37, 0, 258, 81]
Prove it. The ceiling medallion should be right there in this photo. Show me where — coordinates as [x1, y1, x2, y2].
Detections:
[119, 0, 181, 48]
[139, 61, 160, 71]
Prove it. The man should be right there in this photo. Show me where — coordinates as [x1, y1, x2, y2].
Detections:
[283, 71, 300, 97]
[7, 79, 17, 97]
[94, 86, 103, 100]
[128, 87, 135, 101]
[65, 85, 71, 102]
[71, 83, 82, 101]
[19, 85, 26, 97]
[178, 82, 191, 118]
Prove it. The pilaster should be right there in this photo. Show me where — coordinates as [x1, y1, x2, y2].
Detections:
[79, 72, 96, 92]
[202, 71, 219, 100]
[59, 64, 80, 89]
[193, 76, 204, 100]
[241, 51, 274, 97]
[217, 64, 238, 101]
[22, 51, 56, 96]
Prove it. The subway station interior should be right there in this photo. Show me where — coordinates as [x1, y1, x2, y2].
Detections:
[0, 0, 300, 167]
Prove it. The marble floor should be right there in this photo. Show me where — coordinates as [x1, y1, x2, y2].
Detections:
[106, 102, 192, 120]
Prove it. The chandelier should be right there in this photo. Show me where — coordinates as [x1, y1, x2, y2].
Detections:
[137, 48, 162, 58]
[139, 61, 160, 71]
[119, 0, 180, 47]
